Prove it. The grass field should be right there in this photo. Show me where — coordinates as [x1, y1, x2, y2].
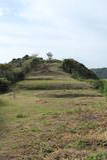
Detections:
[0, 76, 107, 160]
[17, 79, 92, 90]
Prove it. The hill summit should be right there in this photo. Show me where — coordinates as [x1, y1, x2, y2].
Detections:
[18, 56, 98, 80]
[0, 55, 98, 82]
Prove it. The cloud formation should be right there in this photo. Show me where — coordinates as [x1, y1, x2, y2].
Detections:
[0, 0, 107, 67]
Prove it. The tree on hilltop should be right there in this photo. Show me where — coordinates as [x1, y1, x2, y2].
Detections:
[47, 52, 53, 61]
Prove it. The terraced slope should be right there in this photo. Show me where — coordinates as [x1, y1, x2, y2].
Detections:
[0, 65, 106, 160]
[17, 62, 94, 91]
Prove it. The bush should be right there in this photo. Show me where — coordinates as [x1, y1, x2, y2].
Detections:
[31, 57, 44, 68]
[5, 68, 25, 83]
[16, 114, 26, 118]
[0, 56, 44, 86]
[22, 57, 44, 73]
[62, 59, 98, 80]
[0, 78, 11, 93]
[88, 80, 104, 90]
[100, 80, 107, 95]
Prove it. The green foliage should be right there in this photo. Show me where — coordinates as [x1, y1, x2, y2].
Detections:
[22, 59, 32, 74]
[10, 58, 22, 67]
[62, 59, 98, 80]
[10, 55, 30, 68]
[0, 55, 100, 94]
[100, 80, 107, 96]
[0, 56, 44, 93]
[23, 55, 30, 60]
[0, 78, 10, 93]
[74, 140, 90, 149]
[30, 57, 43, 69]
[7, 68, 25, 83]
[88, 80, 104, 90]
[92, 79, 107, 96]
[17, 80, 89, 91]
[31, 128, 41, 132]
[16, 114, 26, 118]
[22, 57, 44, 73]
[86, 152, 107, 160]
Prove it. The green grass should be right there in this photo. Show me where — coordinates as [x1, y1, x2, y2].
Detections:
[16, 79, 91, 90]
[100, 80, 107, 96]
[0, 78, 106, 159]
[0, 98, 9, 107]
[79, 121, 99, 130]
[73, 140, 91, 149]
[86, 152, 107, 160]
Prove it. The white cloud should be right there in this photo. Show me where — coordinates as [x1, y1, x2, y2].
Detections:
[20, 0, 54, 21]
[0, 7, 10, 16]
[0, 8, 4, 16]
[0, 0, 107, 67]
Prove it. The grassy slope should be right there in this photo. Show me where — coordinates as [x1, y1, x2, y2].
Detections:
[0, 63, 107, 160]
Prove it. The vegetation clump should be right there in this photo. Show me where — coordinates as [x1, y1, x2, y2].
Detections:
[0, 78, 10, 93]
[86, 152, 107, 160]
[0, 55, 44, 92]
[62, 59, 98, 79]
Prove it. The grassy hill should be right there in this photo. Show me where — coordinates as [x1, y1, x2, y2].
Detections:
[0, 56, 98, 93]
[0, 56, 107, 160]
[17, 60, 95, 91]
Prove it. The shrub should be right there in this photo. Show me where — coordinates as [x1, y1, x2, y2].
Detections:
[89, 80, 104, 90]
[31, 57, 44, 68]
[22, 57, 44, 73]
[100, 80, 107, 96]
[0, 78, 11, 93]
[16, 114, 26, 118]
[74, 140, 90, 149]
[5, 68, 25, 83]
[0, 56, 45, 93]
[62, 59, 98, 80]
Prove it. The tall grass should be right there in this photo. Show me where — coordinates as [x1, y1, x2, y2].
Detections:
[16, 79, 90, 90]
[86, 152, 107, 160]
[87, 80, 104, 90]
[0, 98, 8, 131]
[0, 98, 7, 107]
[99, 80, 107, 96]
[93, 79, 107, 96]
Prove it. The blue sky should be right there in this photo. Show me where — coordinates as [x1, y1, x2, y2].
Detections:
[0, 0, 107, 68]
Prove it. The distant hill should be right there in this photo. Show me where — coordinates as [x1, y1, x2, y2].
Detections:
[91, 68, 107, 79]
